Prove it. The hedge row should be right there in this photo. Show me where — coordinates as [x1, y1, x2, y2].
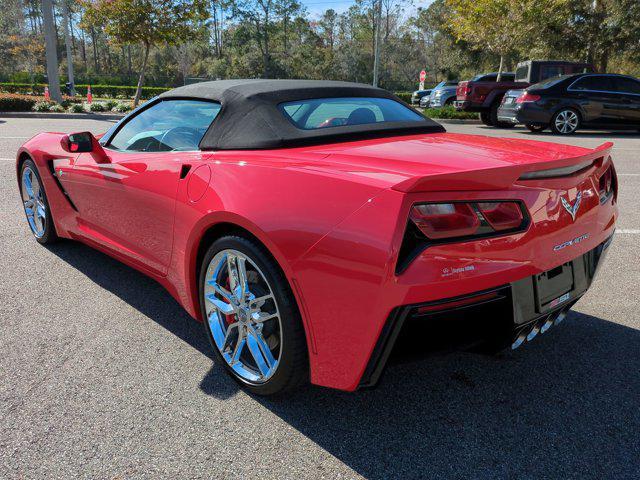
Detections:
[0, 83, 170, 99]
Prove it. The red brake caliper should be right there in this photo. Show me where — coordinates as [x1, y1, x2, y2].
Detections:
[224, 276, 236, 326]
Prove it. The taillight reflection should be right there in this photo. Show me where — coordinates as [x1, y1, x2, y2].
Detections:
[410, 203, 479, 239]
[477, 202, 524, 231]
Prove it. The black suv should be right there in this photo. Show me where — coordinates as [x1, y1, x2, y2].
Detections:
[511, 73, 640, 134]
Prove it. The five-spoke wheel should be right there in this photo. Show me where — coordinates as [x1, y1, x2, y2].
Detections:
[199, 236, 307, 395]
[20, 160, 57, 244]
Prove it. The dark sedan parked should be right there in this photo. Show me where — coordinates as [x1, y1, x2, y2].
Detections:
[510, 73, 640, 134]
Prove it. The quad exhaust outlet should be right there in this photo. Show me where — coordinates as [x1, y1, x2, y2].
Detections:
[511, 309, 568, 350]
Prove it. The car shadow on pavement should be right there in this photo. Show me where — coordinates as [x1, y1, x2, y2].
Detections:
[251, 314, 640, 478]
[47, 241, 640, 478]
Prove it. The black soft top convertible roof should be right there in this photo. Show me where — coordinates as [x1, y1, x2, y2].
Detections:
[155, 79, 445, 150]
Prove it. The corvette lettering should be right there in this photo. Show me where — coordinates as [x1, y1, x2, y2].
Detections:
[553, 233, 590, 251]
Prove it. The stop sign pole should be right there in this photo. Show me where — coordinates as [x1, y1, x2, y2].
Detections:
[419, 69, 426, 90]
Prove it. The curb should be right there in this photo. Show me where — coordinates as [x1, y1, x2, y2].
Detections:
[435, 118, 482, 125]
[0, 112, 125, 120]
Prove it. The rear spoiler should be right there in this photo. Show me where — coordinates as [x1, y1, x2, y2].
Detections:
[391, 142, 613, 193]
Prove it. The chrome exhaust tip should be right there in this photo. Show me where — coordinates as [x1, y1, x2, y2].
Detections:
[555, 311, 567, 325]
[511, 332, 527, 350]
[540, 315, 555, 334]
[526, 324, 540, 342]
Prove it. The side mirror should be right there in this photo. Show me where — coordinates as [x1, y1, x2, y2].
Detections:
[61, 131, 110, 163]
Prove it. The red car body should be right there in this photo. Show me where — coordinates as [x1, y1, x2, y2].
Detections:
[16, 82, 618, 392]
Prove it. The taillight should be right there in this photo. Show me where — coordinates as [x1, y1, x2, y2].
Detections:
[476, 202, 524, 231]
[598, 162, 617, 203]
[410, 203, 480, 239]
[409, 201, 527, 241]
[516, 92, 541, 103]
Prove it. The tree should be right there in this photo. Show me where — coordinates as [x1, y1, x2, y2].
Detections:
[228, 0, 302, 78]
[444, 0, 569, 80]
[42, 0, 63, 102]
[82, 0, 209, 105]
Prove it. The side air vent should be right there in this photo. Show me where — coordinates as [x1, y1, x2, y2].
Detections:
[180, 164, 192, 179]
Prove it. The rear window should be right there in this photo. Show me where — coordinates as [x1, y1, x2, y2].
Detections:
[515, 65, 529, 82]
[280, 97, 424, 130]
[530, 75, 572, 90]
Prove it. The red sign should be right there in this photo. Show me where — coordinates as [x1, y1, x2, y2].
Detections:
[419, 70, 426, 82]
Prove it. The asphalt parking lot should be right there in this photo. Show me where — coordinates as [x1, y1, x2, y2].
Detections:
[1, 116, 639, 479]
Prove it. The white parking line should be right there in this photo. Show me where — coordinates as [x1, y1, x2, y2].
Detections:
[0, 136, 29, 139]
[0, 157, 14, 161]
[617, 229, 640, 234]
[618, 173, 640, 177]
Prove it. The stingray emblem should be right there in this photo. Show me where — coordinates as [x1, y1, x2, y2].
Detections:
[561, 192, 582, 222]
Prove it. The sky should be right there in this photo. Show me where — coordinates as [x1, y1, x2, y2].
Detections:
[301, 0, 435, 18]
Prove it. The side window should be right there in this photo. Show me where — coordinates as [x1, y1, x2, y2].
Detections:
[570, 76, 614, 92]
[613, 77, 640, 95]
[108, 99, 221, 152]
[540, 66, 564, 81]
[501, 73, 515, 82]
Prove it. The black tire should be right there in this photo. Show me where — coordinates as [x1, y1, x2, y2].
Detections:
[199, 235, 308, 396]
[19, 159, 58, 244]
[480, 111, 494, 126]
[444, 97, 455, 106]
[550, 108, 580, 135]
[490, 100, 515, 128]
[526, 124, 547, 133]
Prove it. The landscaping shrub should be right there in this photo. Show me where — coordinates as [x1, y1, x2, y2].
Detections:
[49, 104, 65, 113]
[0, 82, 169, 99]
[104, 99, 119, 109]
[33, 101, 54, 112]
[68, 103, 86, 113]
[0, 93, 38, 111]
[421, 105, 478, 120]
[112, 102, 133, 113]
[88, 102, 106, 112]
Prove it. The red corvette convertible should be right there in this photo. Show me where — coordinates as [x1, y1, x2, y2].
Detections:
[16, 80, 617, 395]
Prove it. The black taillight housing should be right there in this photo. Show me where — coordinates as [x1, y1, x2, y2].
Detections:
[396, 201, 530, 274]
[598, 162, 617, 204]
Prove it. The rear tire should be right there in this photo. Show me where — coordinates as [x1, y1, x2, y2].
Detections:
[199, 235, 308, 396]
[551, 108, 580, 135]
[480, 111, 494, 126]
[526, 124, 547, 133]
[19, 159, 58, 244]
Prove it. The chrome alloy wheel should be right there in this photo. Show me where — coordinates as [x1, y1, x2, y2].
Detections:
[554, 110, 579, 134]
[21, 166, 47, 238]
[204, 249, 282, 384]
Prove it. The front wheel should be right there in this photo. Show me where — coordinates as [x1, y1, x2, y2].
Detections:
[551, 108, 580, 135]
[20, 159, 57, 244]
[199, 235, 308, 395]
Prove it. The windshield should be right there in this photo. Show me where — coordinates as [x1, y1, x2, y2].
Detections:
[280, 97, 424, 130]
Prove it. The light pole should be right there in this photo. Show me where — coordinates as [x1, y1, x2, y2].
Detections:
[372, 0, 382, 87]
[62, 0, 76, 96]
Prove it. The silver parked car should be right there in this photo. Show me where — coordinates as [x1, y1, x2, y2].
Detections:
[428, 80, 459, 107]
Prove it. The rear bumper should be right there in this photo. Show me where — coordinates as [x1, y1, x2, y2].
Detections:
[359, 235, 614, 388]
[515, 103, 553, 125]
[497, 104, 519, 124]
[454, 100, 483, 112]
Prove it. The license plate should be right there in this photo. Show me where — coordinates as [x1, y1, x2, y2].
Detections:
[534, 262, 574, 312]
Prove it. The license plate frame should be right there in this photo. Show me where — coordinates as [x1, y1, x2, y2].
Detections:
[533, 262, 575, 313]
